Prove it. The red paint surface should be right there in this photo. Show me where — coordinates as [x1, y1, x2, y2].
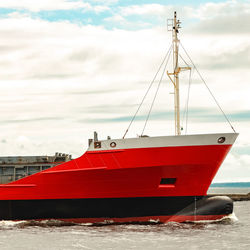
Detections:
[0, 144, 232, 200]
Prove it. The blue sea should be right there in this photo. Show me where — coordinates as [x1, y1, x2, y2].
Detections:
[0, 184, 250, 250]
[208, 182, 250, 195]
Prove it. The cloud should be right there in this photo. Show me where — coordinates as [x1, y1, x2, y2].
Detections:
[0, 15, 167, 81]
[0, 0, 109, 13]
[77, 108, 250, 128]
[214, 152, 250, 182]
[0, 12, 248, 116]
[193, 0, 250, 20]
[103, 14, 153, 30]
[190, 13, 250, 34]
[119, 3, 193, 20]
[0, 117, 62, 124]
[197, 45, 250, 69]
[104, 0, 250, 35]
[121, 4, 170, 17]
[89, 0, 118, 4]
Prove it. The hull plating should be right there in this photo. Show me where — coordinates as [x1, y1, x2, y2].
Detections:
[0, 134, 237, 222]
[0, 144, 232, 200]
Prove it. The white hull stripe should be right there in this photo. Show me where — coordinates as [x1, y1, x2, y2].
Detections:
[87, 133, 238, 151]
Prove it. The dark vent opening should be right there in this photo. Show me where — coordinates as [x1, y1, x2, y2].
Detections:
[160, 178, 176, 185]
[94, 141, 101, 149]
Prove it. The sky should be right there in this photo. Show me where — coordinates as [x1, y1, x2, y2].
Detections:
[0, 0, 249, 182]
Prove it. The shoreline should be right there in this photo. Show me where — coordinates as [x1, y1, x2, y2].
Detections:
[210, 193, 250, 201]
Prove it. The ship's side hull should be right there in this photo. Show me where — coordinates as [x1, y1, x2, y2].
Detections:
[0, 133, 238, 223]
[0, 145, 233, 200]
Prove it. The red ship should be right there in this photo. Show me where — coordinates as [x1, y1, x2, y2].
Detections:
[0, 12, 238, 224]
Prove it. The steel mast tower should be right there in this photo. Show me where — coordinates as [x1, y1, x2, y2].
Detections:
[167, 11, 190, 135]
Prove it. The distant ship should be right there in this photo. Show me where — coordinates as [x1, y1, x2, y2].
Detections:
[0, 12, 238, 224]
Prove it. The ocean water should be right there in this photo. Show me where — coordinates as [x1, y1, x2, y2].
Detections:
[0, 189, 250, 250]
[208, 187, 250, 194]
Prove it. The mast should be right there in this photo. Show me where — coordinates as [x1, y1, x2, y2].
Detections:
[173, 11, 181, 135]
[167, 12, 190, 136]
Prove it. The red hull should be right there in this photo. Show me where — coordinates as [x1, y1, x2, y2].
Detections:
[0, 144, 231, 200]
[0, 133, 237, 223]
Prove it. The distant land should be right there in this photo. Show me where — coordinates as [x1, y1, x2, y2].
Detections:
[211, 182, 250, 188]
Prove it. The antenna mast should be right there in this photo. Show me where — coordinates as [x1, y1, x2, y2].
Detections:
[167, 12, 190, 135]
[173, 11, 181, 135]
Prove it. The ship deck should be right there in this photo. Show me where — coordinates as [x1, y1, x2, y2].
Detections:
[0, 153, 72, 184]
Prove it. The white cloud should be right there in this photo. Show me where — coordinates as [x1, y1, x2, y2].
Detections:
[214, 152, 250, 182]
[193, 0, 250, 20]
[119, 0, 250, 21]
[119, 3, 191, 19]
[104, 14, 152, 29]
[0, 12, 249, 116]
[113, 1, 250, 35]
[121, 4, 170, 16]
[104, 14, 127, 24]
[0, 0, 109, 13]
[90, 0, 118, 4]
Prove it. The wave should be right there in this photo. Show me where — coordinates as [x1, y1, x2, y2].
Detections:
[0, 213, 238, 229]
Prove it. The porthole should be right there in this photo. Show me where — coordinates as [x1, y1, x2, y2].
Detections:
[217, 137, 226, 144]
[110, 142, 116, 148]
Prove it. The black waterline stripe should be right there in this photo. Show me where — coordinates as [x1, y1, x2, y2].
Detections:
[0, 196, 232, 220]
